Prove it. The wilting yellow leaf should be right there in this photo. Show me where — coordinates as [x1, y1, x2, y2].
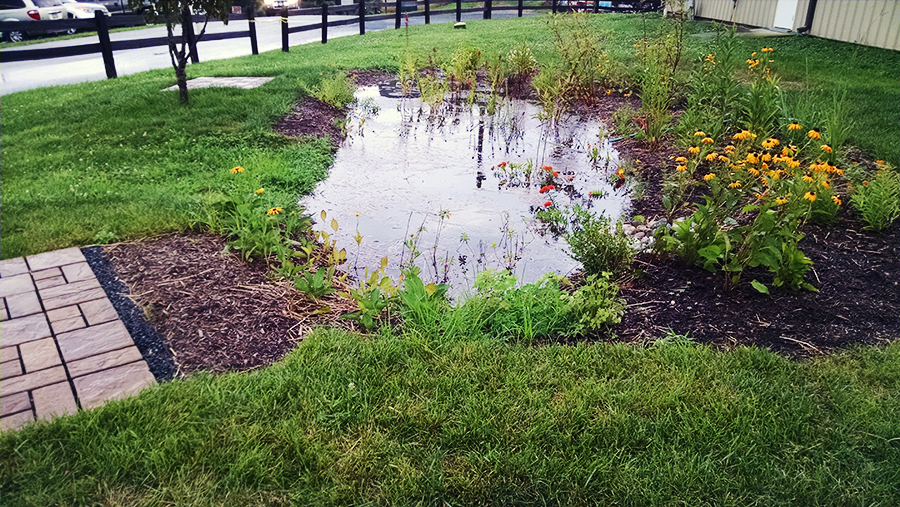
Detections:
[424, 283, 437, 296]
[320, 210, 327, 221]
[380, 257, 389, 271]
[331, 218, 339, 232]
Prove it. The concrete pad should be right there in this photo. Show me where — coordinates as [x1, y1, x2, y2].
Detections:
[74, 361, 156, 410]
[56, 320, 133, 362]
[0, 346, 18, 363]
[0, 313, 53, 348]
[39, 279, 105, 311]
[31, 267, 62, 280]
[35, 275, 68, 290]
[19, 338, 62, 373]
[1, 359, 23, 380]
[163, 76, 275, 92]
[80, 298, 118, 326]
[61, 262, 95, 283]
[26, 247, 86, 271]
[33, 382, 78, 421]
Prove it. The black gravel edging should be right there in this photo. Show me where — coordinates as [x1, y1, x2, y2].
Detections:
[81, 246, 178, 382]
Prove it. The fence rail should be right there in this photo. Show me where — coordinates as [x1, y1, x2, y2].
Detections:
[0, 1, 659, 76]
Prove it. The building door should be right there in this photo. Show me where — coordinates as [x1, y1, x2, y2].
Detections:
[773, 0, 800, 30]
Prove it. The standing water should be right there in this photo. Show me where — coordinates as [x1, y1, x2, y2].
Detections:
[303, 81, 629, 290]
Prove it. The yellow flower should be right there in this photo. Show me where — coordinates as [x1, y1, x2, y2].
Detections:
[718, 155, 730, 163]
[832, 195, 842, 206]
[760, 163, 769, 171]
[230, 166, 245, 174]
[746, 153, 759, 165]
[821, 144, 833, 153]
[802, 174, 814, 183]
[688, 146, 700, 154]
[761, 138, 780, 149]
[706, 152, 719, 161]
[762, 153, 772, 162]
[676, 165, 687, 172]
[266, 206, 283, 215]
[256, 188, 265, 194]
[704, 173, 716, 181]
[804, 192, 817, 202]
[729, 181, 742, 188]
[821, 180, 831, 189]
[808, 130, 821, 139]
[788, 123, 802, 130]
[787, 159, 800, 169]
[675, 156, 687, 163]
[702, 137, 715, 144]
[776, 196, 788, 205]
[694, 130, 706, 137]
[748, 167, 760, 176]
[724, 144, 736, 153]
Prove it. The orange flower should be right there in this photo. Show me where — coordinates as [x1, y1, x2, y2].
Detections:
[802, 174, 814, 183]
[266, 206, 283, 215]
[541, 165, 553, 171]
[616, 168, 626, 179]
[746, 153, 759, 165]
[552, 171, 559, 177]
[876, 160, 885, 165]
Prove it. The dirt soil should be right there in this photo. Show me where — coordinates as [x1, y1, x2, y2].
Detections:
[103, 73, 898, 374]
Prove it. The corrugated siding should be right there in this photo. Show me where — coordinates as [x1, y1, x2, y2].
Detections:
[694, 0, 900, 51]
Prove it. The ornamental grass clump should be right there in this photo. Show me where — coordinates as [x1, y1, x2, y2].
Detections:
[849, 165, 900, 232]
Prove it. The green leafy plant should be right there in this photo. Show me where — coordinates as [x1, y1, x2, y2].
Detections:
[341, 287, 390, 333]
[566, 211, 634, 278]
[397, 268, 449, 333]
[294, 267, 337, 299]
[314, 72, 357, 109]
[850, 167, 900, 232]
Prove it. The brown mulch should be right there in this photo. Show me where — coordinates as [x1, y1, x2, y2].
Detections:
[103, 72, 898, 375]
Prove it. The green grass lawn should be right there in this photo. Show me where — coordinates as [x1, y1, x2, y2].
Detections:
[1, 330, 898, 506]
[2, 14, 898, 259]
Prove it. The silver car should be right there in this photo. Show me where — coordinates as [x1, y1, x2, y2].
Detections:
[1, 0, 69, 42]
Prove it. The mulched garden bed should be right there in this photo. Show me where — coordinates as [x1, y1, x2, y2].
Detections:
[101, 72, 898, 375]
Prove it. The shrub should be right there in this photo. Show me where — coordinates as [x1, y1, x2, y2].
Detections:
[566, 213, 634, 278]
[850, 167, 900, 232]
[314, 72, 356, 109]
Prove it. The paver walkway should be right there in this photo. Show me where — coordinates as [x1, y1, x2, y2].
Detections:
[0, 247, 156, 432]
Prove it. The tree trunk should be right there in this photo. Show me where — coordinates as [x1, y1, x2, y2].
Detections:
[175, 58, 189, 104]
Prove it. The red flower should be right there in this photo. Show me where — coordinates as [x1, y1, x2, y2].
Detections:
[544, 201, 552, 207]
[552, 171, 559, 177]
[541, 165, 553, 171]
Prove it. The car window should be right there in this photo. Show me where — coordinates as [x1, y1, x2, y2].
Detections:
[0, 0, 27, 9]
[33, 0, 64, 6]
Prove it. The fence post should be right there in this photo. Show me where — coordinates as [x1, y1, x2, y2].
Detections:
[182, 8, 199, 63]
[94, 10, 116, 79]
[484, 0, 491, 18]
[359, 0, 365, 35]
[394, 0, 401, 29]
[281, 9, 289, 52]
[248, 8, 259, 55]
[456, 0, 461, 21]
[593, 0, 599, 13]
[551, 0, 557, 14]
[321, 3, 328, 44]
[424, 0, 430, 24]
[518, 0, 523, 17]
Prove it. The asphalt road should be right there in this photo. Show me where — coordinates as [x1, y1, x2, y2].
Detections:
[0, 10, 533, 96]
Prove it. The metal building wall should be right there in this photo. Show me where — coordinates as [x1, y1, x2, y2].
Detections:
[693, 0, 900, 51]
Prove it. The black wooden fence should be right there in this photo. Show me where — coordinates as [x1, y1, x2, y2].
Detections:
[0, 1, 659, 79]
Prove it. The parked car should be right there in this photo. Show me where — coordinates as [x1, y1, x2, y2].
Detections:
[60, 0, 108, 19]
[1, 0, 70, 42]
[264, 0, 299, 16]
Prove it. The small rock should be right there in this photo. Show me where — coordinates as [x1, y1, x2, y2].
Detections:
[622, 224, 636, 235]
[454, 22, 466, 29]
[634, 232, 645, 240]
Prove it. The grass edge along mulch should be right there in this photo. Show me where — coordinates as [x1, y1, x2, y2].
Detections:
[1, 329, 898, 506]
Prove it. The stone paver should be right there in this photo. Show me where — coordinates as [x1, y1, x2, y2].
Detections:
[33, 382, 78, 421]
[19, 338, 62, 372]
[32, 267, 62, 280]
[1, 248, 157, 433]
[164, 76, 275, 91]
[0, 346, 18, 363]
[6, 290, 42, 319]
[67, 346, 142, 378]
[0, 257, 29, 277]
[0, 410, 34, 432]
[57, 320, 133, 362]
[0, 273, 35, 298]
[1, 359, 23, 380]
[25, 247, 86, 271]
[74, 362, 155, 410]
[0, 391, 31, 417]
[0, 365, 67, 397]
[80, 298, 118, 326]
[61, 262, 94, 282]
[39, 279, 104, 311]
[0, 313, 52, 348]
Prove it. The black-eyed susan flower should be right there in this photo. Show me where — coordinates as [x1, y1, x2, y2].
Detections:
[729, 181, 742, 189]
[832, 195, 842, 206]
[676, 165, 688, 172]
[706, 152, 719, 161]
[724, 144, 736, 153]
[675, 156, 687, 163]
[802, 173, 814, 183]
[704, 173, 716, 181]
[230, 166, 245, 174]
[746, 153, 759, 164]
[702, 137, 715, 144]
[267, 206, 283, 215]
[256, 188, 265, 194]
[821, 144, 833, 153]
[762, 153, 772, 162]
[689, 146, 700, 154]
[748, 167, 760, 176]
[695, 130, 706, 137]
[776, 196, 788, 205]
[718, 155, 730, 163]
[822, 180, 831, 189]
[808, 130, 821, 139]
[804, 192, 817, 202]
[788, 123, 802, 130]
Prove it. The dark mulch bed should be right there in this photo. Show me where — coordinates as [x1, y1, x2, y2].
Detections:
[100, 72, 898, 376]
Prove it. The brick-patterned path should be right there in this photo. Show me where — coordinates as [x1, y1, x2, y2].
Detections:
[1, 247, 156, 432]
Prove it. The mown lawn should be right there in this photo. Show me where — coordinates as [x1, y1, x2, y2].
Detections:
[1, 330, 898, 506]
